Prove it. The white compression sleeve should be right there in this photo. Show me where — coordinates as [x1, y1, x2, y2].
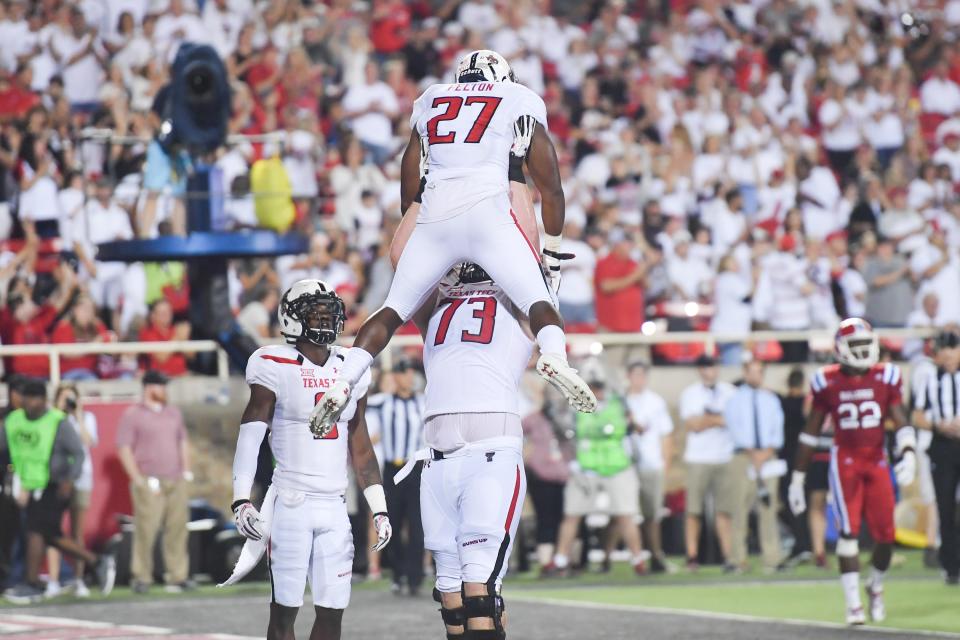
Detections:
[363, 484, 387, 515]
[233, 421, 268, 501]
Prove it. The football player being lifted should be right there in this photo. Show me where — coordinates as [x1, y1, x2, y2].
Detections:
[308, 49, 597, 440]
[789, 318, 916, 626]
[387, 168, 539, 639]
[227, 280, 392, 640]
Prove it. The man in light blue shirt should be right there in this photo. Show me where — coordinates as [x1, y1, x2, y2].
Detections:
[724, 359, 785, 571]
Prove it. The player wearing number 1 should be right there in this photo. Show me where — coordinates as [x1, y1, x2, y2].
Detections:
[308, 49, 597, 440]
[788, 318, 917, 626]
[227, 280, 391, 640]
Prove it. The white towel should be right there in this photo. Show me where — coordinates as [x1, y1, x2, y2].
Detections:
[218, 485, 277, 587]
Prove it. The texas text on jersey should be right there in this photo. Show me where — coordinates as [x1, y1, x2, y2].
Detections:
[811, 362, 902, 460]
[245, 343, 373, 495]
[423, 278, 534, 421]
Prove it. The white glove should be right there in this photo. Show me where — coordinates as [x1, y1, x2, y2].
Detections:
[511, 114, 536, 157]
[232, 499, 264, 541]
[542, 248, 576, 295]
[894, 450, 916, 487]
[372, 512, 392, 552]
[788, 471, 806, 516]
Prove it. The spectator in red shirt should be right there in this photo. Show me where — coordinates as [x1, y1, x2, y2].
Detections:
[139, 299, 191, 377]
[51, 295, 112, 381]
[8, 269, 79, 379]
[370, 0, 411, 55]
[594, 227, 646, 333]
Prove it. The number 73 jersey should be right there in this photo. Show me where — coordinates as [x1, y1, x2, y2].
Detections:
[422, 283, 534, 419]
[811, 363, 902, 460]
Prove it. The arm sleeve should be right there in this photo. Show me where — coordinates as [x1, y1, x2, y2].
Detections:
[232, 421, 267, 501]
[245, 352, 279, 394]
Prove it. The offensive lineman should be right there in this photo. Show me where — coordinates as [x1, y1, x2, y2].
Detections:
[788, 318, 916, 625]
[229, 280, 392, 640]
[386, 149, 540, 639]
[309, 50, 597, 440]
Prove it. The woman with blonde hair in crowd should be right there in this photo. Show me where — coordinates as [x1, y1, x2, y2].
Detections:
[45, 383, 98, 598]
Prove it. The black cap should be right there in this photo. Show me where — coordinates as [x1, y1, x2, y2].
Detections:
[696, 354, 717, 367]
[392, 359, 415, 373]
[20, 379, 47, 398]
[142, 370, 170, 386]
[936, 329, 960, 350]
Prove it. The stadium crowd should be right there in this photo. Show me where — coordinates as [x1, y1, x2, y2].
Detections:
[0, 0, 956, 376]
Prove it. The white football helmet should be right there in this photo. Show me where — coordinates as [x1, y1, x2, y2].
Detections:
[835, 317, 879, 370]
[278, 279, 345, 346]
[456, 49, 515, 83]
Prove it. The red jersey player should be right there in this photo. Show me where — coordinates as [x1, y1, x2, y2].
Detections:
[788, 318, 916, 626]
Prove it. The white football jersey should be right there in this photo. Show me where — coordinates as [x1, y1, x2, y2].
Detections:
[411, 81, 547, 220]
[245, 344, 372, 495]
[422, 281, 534, 418]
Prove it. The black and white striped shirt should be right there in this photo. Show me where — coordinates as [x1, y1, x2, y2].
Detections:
[913, 366, 960, 425]
[370, 393, 425, 465]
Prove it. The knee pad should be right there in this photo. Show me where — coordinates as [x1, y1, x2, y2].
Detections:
[434, 588, 466, 637]
[836, 537, 859, 558]
[462, 584, 505, 638]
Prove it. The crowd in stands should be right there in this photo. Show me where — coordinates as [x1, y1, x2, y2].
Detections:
[0, 0, 959, 377]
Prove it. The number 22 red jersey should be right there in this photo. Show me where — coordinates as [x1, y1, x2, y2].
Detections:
[810, 363, 902, 460]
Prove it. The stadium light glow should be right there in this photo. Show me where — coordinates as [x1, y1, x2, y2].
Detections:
[641, 321, 657, 335]
[589, 341, 604, 355]
[684, 302, 699, 317]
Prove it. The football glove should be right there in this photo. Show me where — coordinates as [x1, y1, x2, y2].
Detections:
[511, 115, 536, 158]
[232, 499, 264, 541]
[372, 512, 393, 552]
[787, 471, 806, 516]
[542, 248, 576, 295]
[894, 450, 916, 487]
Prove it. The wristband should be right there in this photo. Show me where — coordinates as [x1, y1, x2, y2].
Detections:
[798, 432, 819, 447]
[544, 233, 561, 253]
[895, 426, 917, 456]
[790, 470, 806, 485]
[231, 498, 251, 512]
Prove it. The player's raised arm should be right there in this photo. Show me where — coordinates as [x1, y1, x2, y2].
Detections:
[347, 394, 393, 552]
[787, 406, 827, 516]
[400, 130, 423, 215]
[231, 384, 276, 541]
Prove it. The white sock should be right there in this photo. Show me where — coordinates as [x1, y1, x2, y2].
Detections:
[841, 572, 862, 609]
[536, 325, 566, 358]
[868, 567, 885, 591]
[339, 348, 374, 386]
[632, 554, 645, 566]
[553, 554, 569, 569]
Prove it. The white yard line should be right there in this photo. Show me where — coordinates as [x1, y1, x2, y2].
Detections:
[510, 595, 960, 639]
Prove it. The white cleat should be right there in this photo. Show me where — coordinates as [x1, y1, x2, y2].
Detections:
[536, 353, 598, 413]
[309, 379, 352, 437]
[846, 606, 867, 626]
[866, 581, 886, 622]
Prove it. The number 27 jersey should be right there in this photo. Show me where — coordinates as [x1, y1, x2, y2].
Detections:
[811, 363, 902, 458]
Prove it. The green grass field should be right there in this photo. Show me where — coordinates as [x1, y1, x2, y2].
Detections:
[510, 551, 960, 635]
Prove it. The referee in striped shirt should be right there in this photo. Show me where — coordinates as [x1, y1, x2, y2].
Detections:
[370, 359, 426, 596]
[913, 329, 960, 585]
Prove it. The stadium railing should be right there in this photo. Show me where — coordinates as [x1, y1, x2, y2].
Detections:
[1, 328, 934, 384]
